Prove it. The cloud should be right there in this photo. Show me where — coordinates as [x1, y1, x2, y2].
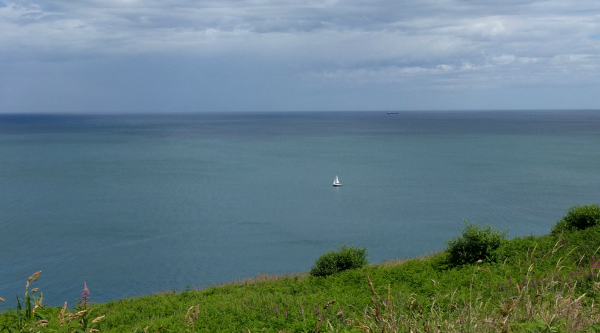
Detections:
[1, 0, 600, 112]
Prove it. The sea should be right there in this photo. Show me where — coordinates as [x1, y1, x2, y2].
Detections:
[1, 110, 599, 307]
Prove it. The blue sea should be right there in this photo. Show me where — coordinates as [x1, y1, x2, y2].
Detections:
[1, 110, 600, 306]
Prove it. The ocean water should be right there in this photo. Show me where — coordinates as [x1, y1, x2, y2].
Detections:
[1, 110, 600, 306]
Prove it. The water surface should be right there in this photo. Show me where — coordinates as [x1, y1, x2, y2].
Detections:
[1, 110, 599, 306]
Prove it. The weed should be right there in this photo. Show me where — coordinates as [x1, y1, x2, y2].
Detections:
[444, 220, 508, 268]
[310, 245, 368, 277]
[552, 204, 600, 235]
[0, 274, 105, 333]
[0, 271, 46, 333]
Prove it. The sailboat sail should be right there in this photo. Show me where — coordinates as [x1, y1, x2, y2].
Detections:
[333, 175, 342, 186]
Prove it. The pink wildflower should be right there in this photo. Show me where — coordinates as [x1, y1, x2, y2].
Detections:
[80, 281, 91, 309]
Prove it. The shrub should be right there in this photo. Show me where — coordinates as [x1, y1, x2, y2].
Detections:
[310, 245, 368, 277]
[551, 204, 600, 235]
[445, 220, 507, 268]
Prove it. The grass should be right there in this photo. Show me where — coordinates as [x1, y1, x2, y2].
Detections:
[3, 219, 600, 331]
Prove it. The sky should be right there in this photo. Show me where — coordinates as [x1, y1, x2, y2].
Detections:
[1, 0, 600, 113]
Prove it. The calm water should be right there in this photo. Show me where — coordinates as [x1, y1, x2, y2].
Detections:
[1, 110, 600, 306]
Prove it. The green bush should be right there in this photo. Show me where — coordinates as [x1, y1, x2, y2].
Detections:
[445, 220, 507, 268]
[551, 204, 600, 235]
[309, 245, 368, 277]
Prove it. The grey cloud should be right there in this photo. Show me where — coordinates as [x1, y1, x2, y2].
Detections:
[1, 0, 599, 112]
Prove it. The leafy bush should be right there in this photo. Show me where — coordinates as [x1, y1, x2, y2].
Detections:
[445, 220, 507, 268]
[310, 245, 368, 277]
[551, 204, 600, 235]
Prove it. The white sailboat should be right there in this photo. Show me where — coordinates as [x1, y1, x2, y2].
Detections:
[333, 175, 342, 187]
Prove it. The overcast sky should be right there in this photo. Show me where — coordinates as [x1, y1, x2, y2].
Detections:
[1, 0, 599, 113]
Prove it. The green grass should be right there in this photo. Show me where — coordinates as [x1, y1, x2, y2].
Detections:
[4, 213, 600, 332]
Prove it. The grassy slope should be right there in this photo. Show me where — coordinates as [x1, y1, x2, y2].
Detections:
[3, 226, 600, 332]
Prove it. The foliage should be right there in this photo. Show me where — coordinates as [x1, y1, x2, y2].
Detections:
[444, 220, 508, 268]
[0, 276, 104, 333]
[0, 271, 45, 333]
[309, 245, 368, 277]
[517, 317, 567, 333]
[4, 208, 600, 332]
[551, 204, 600, 235]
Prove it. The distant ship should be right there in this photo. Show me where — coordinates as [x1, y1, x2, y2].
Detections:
[333, 175, 342, 187]
[387, 112, 399, 114]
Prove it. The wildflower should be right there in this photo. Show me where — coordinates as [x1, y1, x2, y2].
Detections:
[509, 278, 512, 284]
[80, 282, 91, 309]
[284, 311, 287, 317]
[275, 306, 278, 313]
[486, 283, 489, 288]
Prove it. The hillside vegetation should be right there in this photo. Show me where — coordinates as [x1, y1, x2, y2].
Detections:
[3, 205, 600, 332]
